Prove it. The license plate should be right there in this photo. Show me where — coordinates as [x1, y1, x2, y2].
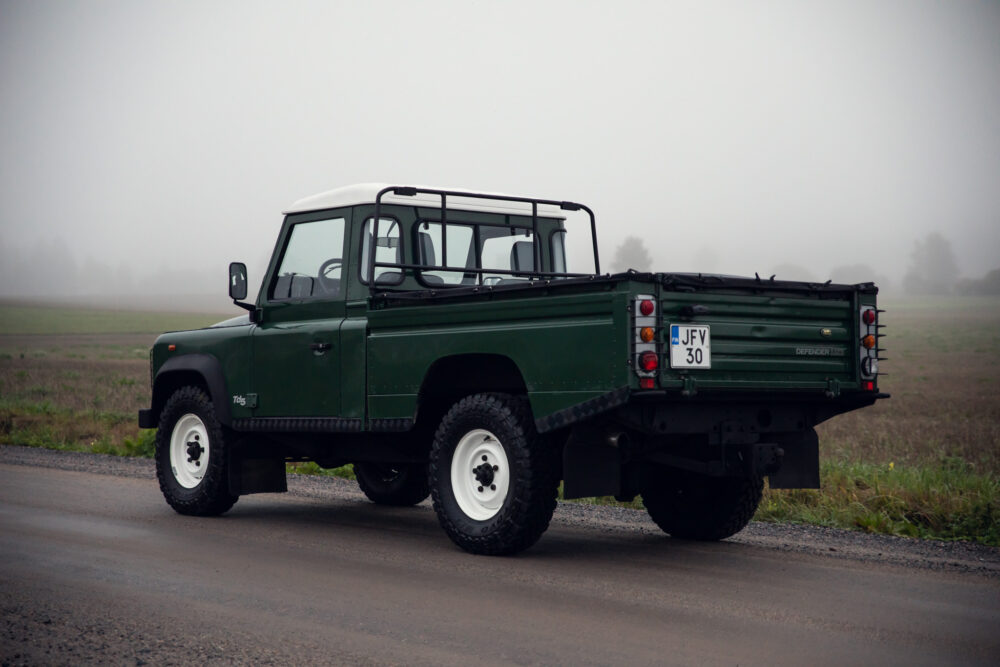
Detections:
[670, 324, 711, 369]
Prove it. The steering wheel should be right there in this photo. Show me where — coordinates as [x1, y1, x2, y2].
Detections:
[317, 258, 342, 292]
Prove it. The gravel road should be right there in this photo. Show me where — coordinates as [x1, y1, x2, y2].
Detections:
[2, 445, 998, 666]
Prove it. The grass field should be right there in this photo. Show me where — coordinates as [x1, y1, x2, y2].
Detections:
[1, 297, 997, 545]
[0, 301, 225, 335]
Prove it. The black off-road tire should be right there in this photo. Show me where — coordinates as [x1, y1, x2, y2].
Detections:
[354, 462, 430, 506]
[429, 393, 559, 556]
[642, 467, 763, 541]
[155, 386, 238, 516]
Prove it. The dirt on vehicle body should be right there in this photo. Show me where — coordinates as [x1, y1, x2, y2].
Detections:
[140, 184, 887, 554]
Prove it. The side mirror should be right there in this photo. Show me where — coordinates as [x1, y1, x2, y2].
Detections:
[229, 262, 248, 301]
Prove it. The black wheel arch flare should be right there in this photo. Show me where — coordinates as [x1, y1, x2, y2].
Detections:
[146, 354, 231, 428]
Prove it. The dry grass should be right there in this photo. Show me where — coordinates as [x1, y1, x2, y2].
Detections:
[0, 345, 152, 453]
[817, 296, 1000, 473]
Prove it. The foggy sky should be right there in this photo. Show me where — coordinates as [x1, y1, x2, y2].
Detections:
[1, 0, 998, 305]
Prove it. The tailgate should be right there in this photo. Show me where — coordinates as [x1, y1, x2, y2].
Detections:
[658, 292, 856, 391]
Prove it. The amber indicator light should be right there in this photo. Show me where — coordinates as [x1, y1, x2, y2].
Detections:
[640, 327, 655, 342]
[862, 334, 876, 349]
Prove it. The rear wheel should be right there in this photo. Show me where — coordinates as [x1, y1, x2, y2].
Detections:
[354, 462, 429, 506]
[155, 386, 238, 516]
[642, 467, 762, 541]
[429, 393, 558, 555]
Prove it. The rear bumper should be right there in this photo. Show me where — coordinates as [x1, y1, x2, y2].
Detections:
[534, 386, 888, 435]
[138, 409, 156, 429]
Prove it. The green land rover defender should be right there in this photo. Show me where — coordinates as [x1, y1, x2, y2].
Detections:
[139, 184, 887, 555]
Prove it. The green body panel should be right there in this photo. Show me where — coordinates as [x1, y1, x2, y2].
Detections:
[151, 323, 255, 420]
[252, 302, 345, 417]
[366, 290, 630, 421]
[657, 291, 858, 390]
[340, 304, 368, 419]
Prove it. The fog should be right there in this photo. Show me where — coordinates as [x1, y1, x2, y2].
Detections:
[1, 0, 998, 311]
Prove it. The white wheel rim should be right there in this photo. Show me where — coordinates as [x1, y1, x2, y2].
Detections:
[450, 429, 509, 521]
[169, 413, 210, 489]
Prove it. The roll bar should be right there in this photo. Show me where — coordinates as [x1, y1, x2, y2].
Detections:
[368, 185, 600, 289]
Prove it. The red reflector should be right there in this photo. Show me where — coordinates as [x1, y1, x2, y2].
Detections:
[864, 381, 875, 391]
[639, 378, 655, 389]
[167, 344, 176, 352]
[862, 310, 876, 325]
[639, 351, 659, 372]
[639, 299, 655, 316]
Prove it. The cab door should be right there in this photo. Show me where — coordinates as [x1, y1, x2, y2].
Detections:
[252, 210, 349, 417]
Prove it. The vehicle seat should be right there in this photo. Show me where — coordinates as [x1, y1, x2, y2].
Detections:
[273, 274, 292, 299]
[374, 272, 403, 286]
[510, 241, 534, 275]
[290, 275, 314, 298]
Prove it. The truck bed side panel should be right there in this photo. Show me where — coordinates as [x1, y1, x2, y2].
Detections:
[365, 291, 628, 423]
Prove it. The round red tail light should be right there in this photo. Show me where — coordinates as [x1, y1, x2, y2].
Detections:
[639, 300, 655, 316]
[639, 351, 659, 372]
[862, 310, 876, 325]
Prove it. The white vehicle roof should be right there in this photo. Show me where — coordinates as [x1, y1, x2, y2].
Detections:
[284, 183, 567, 217]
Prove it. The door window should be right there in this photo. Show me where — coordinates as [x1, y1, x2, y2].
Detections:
[271, 217, 346, 300]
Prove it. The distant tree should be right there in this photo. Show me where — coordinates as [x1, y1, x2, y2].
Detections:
[903, 232, 959, 295]
[956, 268, 1000, 295]
[610, 236, 653, 273]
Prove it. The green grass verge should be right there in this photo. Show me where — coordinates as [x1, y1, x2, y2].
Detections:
[0, 302, 226, 335]
[286, 461, 356, 480]
[0, 402, 156, 458]
[758, 459, 999, 546]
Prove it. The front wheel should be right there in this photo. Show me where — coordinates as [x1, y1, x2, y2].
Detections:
[641, 467, 762, 541]
[155, 386, 238, 516]
[429, 393, 559, 555]
[354, 462, 429, 506]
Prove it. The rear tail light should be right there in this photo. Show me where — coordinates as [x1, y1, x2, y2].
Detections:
[632, 294, 659, 387]
[859, 305, 881, 383]
[639, 351, 659, 371]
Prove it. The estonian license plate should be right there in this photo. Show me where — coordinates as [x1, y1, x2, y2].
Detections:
[669, 324, 711, 369]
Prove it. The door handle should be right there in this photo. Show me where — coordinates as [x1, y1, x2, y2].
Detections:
[310, 342, 332, 353]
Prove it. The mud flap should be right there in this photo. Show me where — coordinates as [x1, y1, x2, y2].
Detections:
[228, 453, 287, 495]
[767, 428, 820, 489]
[562, 429, 621, 499]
